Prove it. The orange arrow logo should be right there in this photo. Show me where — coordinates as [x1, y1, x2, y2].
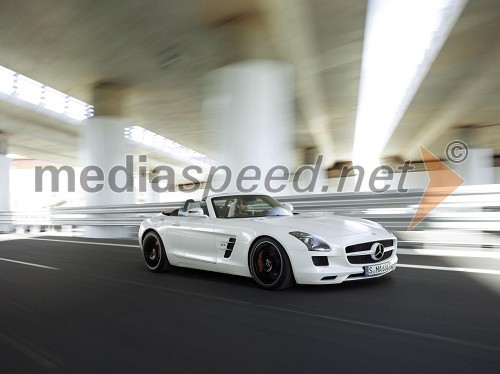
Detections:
[408, 145, 464, 230]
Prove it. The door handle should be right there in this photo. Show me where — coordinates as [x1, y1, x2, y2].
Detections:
[172, 222, 180, 226]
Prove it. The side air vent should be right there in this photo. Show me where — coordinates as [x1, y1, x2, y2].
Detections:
[224, 238, 237, 258]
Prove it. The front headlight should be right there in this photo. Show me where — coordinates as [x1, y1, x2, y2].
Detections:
[289, 231, 331, 252]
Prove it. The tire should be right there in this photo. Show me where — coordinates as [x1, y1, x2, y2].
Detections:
[142, 231, 171, 273]
[249, 237, 295, 290]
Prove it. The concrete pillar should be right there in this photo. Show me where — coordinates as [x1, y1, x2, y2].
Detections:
[455, 127, 494, 185]
[146, 171, 161, 204]
[458, 149, 494, 185]
[204, 60, 295, 194]
[297, 147, 328, 194]
[0, 135, 11, 232]
[80, 82, 133, 238]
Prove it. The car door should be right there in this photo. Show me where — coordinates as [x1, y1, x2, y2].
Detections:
[167, 205, 216, 264]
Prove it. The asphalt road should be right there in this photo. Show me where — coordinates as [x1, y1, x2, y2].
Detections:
[1, 236, 499, 373]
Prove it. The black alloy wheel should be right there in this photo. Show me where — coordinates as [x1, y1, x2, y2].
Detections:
[249, 237, 294, 290]
[142, 231, 171, 273]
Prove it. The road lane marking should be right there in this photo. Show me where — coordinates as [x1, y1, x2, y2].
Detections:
[260, 305, 500, 353]
[90, 274, 253, 307]
[24, 237, 139, 248]
[10, 238, 500, 275]
[90, 273, 500, 354]
[0, 258, 60, 270]
[397, 263, 500, 275]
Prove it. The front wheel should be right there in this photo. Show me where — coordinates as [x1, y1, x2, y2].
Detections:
[249, 237, 295, 290]
[142, 231, 171, 273]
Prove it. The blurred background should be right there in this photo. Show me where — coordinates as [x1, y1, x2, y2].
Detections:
[0, 0, 498, 244]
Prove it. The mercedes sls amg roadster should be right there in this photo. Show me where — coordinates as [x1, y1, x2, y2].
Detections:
[139, 194, 397, 290]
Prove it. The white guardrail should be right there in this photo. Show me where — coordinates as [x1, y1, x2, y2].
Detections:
[0, 188, 499, 236]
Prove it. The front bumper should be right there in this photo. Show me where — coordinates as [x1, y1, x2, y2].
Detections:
[287, 237, 398, 285]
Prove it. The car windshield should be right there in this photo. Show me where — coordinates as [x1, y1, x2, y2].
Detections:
[211, 195, 293, 218]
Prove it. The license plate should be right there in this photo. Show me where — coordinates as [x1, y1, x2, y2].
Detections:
[364, 261, 393, 276]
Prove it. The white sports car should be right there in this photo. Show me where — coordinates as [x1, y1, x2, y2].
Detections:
[138, 194, 397, 290]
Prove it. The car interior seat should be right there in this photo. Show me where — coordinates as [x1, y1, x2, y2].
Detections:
[216, 205, 228, 218]
[187, 202, 200, 212]
[227, 201, 237, 217]
[202, 203, 209, 216]
[182, 199, 194, 212]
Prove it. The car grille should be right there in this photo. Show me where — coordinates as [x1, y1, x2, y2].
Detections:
[345, 239, 394, 254]
[347, 250, 393, 264]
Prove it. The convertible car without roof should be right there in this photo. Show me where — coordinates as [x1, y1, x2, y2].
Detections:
[139, 194, 397, 290]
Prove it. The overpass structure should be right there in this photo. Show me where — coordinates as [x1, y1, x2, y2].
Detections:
[0, 1, 499, 220]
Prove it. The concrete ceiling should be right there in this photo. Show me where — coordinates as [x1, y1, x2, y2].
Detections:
[0, 0, 499, 171]
[385, 0, 500, 161]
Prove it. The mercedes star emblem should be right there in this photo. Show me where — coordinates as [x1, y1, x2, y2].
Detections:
[371, 242, 385, 261]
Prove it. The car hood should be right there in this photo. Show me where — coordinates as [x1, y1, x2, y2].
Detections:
[249, 213, 385, 237]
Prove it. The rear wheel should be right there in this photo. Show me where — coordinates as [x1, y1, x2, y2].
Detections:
[249, 237, 294, 290]
[142, 231, 171, 273]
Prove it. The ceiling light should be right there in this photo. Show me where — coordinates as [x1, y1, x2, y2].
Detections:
[353, 0, 467, 176]
[6, 154, 27, 159]
[0, 64, 94, 122]
[124, 126, 219, 166]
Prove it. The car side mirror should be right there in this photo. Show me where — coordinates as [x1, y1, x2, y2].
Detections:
[282, 203, 293, 212]
[186, 207, 208, 217]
